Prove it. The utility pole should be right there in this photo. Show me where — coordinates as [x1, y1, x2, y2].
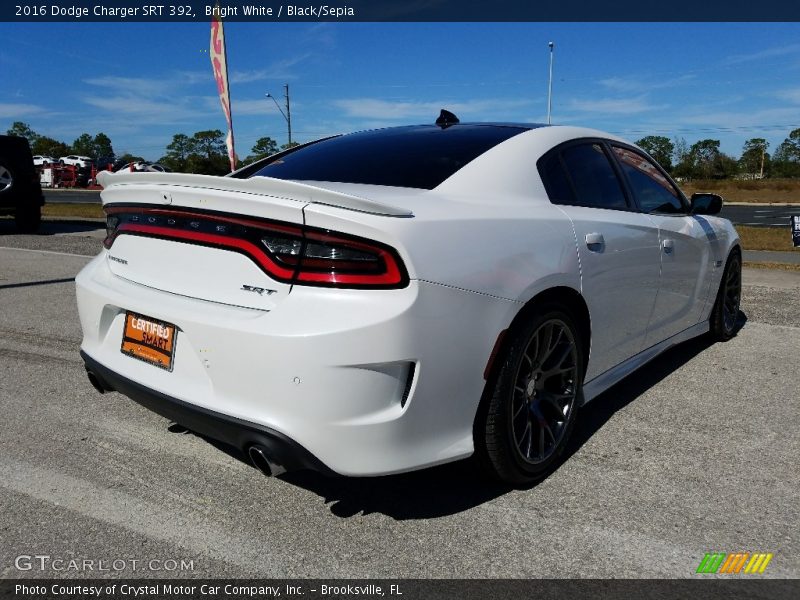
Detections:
[284, 83, 292, 146]
[547, 41, 554, 125]
[759, 145, 765, 179]
[266, 83, 292, 147]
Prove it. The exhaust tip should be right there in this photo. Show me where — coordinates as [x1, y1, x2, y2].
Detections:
[86, 370, 107, 394]
[247, 445, 286, 477]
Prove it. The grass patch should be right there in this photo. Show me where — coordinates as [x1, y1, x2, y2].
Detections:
[736, 225, 797, 252]
[743, 261, 800, 272]
[43, 203, 104, 219]
[680, 178, 800, 204]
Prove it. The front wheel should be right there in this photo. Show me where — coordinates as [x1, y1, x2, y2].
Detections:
[709, 251, 742, 341]
[476, 307, 584, 485]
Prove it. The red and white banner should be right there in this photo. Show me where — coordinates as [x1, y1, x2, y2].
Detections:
[210, 10, 236, 171]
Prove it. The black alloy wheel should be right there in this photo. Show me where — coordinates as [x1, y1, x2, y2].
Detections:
[477, 307, 584, 485]
[710, 251, 742, 341]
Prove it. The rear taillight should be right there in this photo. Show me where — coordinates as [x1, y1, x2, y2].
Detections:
[104, 206, 408, 289]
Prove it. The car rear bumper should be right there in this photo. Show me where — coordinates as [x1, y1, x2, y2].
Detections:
[81, 350, 334, 476]
[76, 252, 518, 476]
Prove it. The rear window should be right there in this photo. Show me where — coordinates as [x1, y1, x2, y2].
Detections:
[246, 125, 529, 190]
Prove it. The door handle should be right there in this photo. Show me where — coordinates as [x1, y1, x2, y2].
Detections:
[663, 239, 675, 254]
[585, 232, 605, 251]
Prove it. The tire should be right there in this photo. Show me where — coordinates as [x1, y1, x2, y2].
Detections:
[15, 202, 41, 233]
[0, 162, 13, 195]
[709, 250, 742, 341]
[476, 306, 584, 485]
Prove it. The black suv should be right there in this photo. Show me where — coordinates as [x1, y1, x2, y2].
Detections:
[0, 135, 44, 232]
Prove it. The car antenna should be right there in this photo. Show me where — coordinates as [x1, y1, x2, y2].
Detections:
[435, 109, 460, 128]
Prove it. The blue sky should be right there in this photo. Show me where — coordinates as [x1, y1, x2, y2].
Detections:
[2, 22, 799, 160]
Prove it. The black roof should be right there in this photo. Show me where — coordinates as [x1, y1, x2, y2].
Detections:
[242, 123, 547, 190]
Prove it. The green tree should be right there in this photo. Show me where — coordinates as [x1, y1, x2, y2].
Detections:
[116, 153, 146, 165]
[784, 128, 800, 158]
[714, 153, 739, 179]
[635, 135, 674, 171]
[93, 133, 114, 161]
[738, 138, 769, 178]
[241, 136, 279, 165]
[671, 137, 692, 179]
[687, 139, 722, 179]
[184, 130, 229, 175]
[192, 129, 226, 159]
[160, 133, 194, 172]
[31, 136, 70, 158]
[253, 136, 278, 157]
[280, 141, 300, 151]
[772, 130, 800, 178]
[6, 121, 38, 145]
[772, 128, 800, 176]
[71, 133, 95, 157]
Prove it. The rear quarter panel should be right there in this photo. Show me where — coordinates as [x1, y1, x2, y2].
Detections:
[303, 197, 581, 305]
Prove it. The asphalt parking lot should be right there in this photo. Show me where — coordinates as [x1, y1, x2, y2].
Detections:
[0, 220, 797, 579]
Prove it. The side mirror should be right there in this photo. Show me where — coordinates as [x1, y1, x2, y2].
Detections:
[690, 192, 723, 216]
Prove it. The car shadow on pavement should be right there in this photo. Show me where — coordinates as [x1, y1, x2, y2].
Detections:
[196, 311, 748, 521]
[0, 218, 103, 236]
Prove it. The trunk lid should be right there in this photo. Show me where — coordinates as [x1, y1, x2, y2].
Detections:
[98, 171, 411, 310]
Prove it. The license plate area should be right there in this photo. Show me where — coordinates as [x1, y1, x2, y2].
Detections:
[121, 311, 177, 372]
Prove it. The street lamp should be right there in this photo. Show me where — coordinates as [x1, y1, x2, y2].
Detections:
[265, 83, 292, 146]
[547, 41, 554, 125]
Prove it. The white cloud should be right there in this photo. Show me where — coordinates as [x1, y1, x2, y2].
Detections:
[82, 96, 210, 124]
[333, 97, 534, 120]
[599, 74, 695, 93]
[567, 96, 665, 115]
[0, 103, 47, 118]
[83, 76, 174, 97]
[229, 54, 312, 84]
[774, 88, 800, 104]
[725, 43, 800, 65]
[675, 106, 800, 130]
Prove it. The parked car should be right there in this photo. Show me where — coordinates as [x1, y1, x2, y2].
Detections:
[59, 155, 93, 168]
[0, 135, 44, 232]
[76, 115, 741, 485]
[113, 161, 170, 173]
[32, 155, 58, 166]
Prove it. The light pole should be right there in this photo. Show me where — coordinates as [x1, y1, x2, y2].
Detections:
[547, 41, 554, 125]
[266, 83, 292, 146]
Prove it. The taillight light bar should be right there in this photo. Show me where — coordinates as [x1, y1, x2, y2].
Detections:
[103, 205, 409, 289]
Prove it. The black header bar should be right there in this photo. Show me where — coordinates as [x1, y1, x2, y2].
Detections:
[4, 1, 800, 22]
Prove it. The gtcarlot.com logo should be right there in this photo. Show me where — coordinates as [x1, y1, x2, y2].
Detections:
[696, 552, 773, 574]
[14, 555, 195, 573]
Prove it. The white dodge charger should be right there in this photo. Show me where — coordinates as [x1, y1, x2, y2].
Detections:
[76, 114, 741, 485]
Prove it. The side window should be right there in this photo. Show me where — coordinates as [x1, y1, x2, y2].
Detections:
[538, 153, 575, 205]
[612, 146, 685, 214]
[559, 143, 629, 210]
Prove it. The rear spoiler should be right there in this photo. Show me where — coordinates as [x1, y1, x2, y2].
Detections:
[96, 171, 413, 217]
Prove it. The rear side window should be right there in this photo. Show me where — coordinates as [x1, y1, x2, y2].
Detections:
[539, 153, 575, 204]
[612, 146, 685, 214]
[247, 125, 529, 190]
[558, 143, 629, 210]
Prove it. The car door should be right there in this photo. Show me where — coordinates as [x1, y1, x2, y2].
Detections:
[609, 145, 716, 346]
[539, 141, 661, 381]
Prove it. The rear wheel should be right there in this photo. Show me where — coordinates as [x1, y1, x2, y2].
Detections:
[709, 250, 741, 341]
[477, 307, 584, 485]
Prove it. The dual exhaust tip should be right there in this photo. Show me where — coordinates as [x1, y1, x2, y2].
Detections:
[247, 445, 286, 477]
[86, 369, 113, 394]
[85, 370, 286, 478]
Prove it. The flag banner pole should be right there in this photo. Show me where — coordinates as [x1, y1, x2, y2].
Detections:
[210, 5, 236, 172]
